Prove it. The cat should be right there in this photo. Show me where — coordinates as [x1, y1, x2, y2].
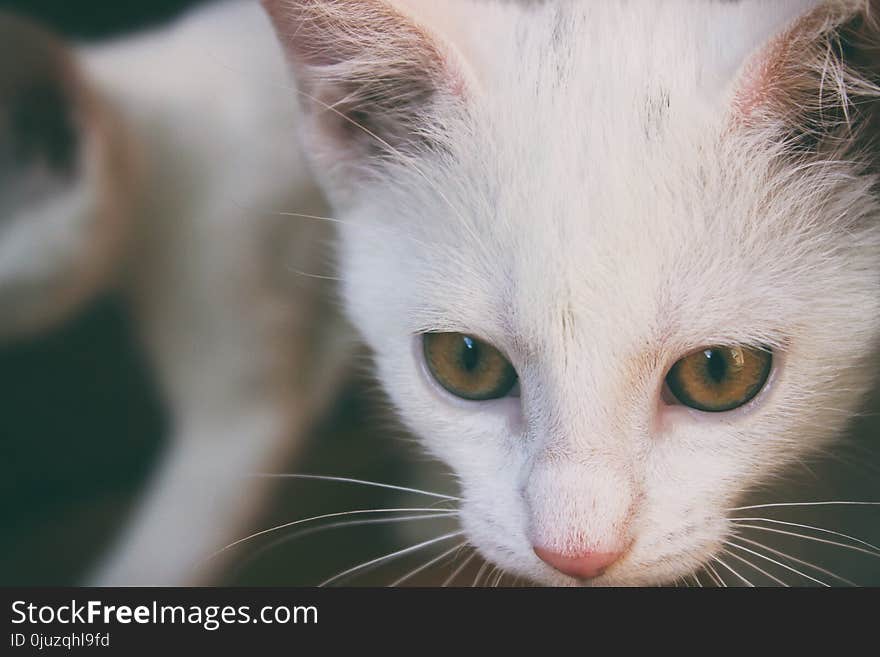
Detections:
[2, 0, 878, 586]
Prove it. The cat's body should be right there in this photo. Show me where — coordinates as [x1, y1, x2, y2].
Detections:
[2, 0, 878, 585]
[2, 1, 352, 584]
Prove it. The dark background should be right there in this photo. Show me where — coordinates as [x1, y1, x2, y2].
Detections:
[0, 0, 211, 40]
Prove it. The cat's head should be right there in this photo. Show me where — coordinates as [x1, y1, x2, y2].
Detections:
[264, 0, 880, 585]
[0, 13, 138, 339]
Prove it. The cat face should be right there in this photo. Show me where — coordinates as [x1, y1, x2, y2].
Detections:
[265, 0, 880, 585]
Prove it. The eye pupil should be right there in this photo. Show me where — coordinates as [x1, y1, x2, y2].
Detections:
[704, 349, 727, 384]
[460, 336, 480, 372]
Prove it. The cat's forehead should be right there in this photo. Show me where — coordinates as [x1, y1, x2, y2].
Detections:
[464, 1, 735, 135]
[371, 1, 859, 356]
[411, 142, 805, 359]
[409, 123, 832, 363]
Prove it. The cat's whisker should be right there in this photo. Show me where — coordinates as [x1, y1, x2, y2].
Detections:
[726, 539, 835, 586]
[250, 473, 461, 501]
[471, 560, 491, 588]
[729, 517, 880, 554]
[319, 530, 464, 587]
[211, 507, 457, 558]
[721, 546, 790, 587]
[389, 540, 469, 587]
[233, 512, 460, 577]
[729, 500, 880, 512]
[705, 562, 727, 587]
[442, 549, 478, 587]
[713, 555, 755, 587]
[690, 573, 704, 588]
[287, 267, 341, 282]
[274, 209, 433, 250]
[731, 523, 880, 559]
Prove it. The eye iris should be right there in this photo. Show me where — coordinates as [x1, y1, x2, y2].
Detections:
[423, 332, 518, 401]
[666, 346, 772, 412]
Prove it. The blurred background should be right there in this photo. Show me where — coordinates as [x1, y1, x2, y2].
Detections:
[0, 0, 877, 587]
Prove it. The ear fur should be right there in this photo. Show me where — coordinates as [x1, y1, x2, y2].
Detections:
[732, 1, 880, 166]
[261, 0, 466, 169]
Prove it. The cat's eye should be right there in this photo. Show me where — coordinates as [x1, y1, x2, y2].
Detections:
[665, 346, 772, 413]
[422, 332, 518, 401]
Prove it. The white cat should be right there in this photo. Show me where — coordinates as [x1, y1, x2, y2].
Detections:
[2, 0, 878, 586]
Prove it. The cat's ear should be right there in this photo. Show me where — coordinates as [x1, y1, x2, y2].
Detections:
[0, 13, 136, 339]
[261, 0, 468, 175]
[726, 0, 880, 163]
[714, 1, 820, 95]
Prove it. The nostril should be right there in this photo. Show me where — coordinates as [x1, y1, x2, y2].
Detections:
[533, 546, 623, 580]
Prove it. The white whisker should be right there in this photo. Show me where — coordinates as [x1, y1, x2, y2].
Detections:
[442, 549, 478, 587]
[721, 547, 789, 587]
[234, 512, 460, 575]
[250, 473, 460, 501]
[726, 539, 833, 586]
[729, 501, 880, 512]
[275, 210, 432, 249]
[736, 535, 858, 586]
[320, 531, 464, 587]
[212, 507, 456, 558]
[390, 541, 469, 587]
[705, 562, 727, 587]
[732, 523, 880, 559]
[730, 517, 880, 554]
[471, 561, 491, 588]
[288, 268, 341, 281]
[713, 556, 754, 587]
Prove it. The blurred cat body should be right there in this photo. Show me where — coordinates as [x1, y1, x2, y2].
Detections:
[1, 0, 878, 585]
[1, 1, 351, 584]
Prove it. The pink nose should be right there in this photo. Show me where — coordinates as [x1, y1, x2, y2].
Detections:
[533, 547, 622, 579]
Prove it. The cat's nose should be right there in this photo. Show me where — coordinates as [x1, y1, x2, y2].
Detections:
[533, 546, 622, 579]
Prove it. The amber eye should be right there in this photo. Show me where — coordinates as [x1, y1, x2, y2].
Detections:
[422, 332, 518, 401]
[665, 346, 772, 412]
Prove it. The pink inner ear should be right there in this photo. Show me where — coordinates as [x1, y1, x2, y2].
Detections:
[728, 4, 840, 126]
[730, 23, 803, 123]
[732, 44, 783, 121]
[260, 0, 468, 161]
